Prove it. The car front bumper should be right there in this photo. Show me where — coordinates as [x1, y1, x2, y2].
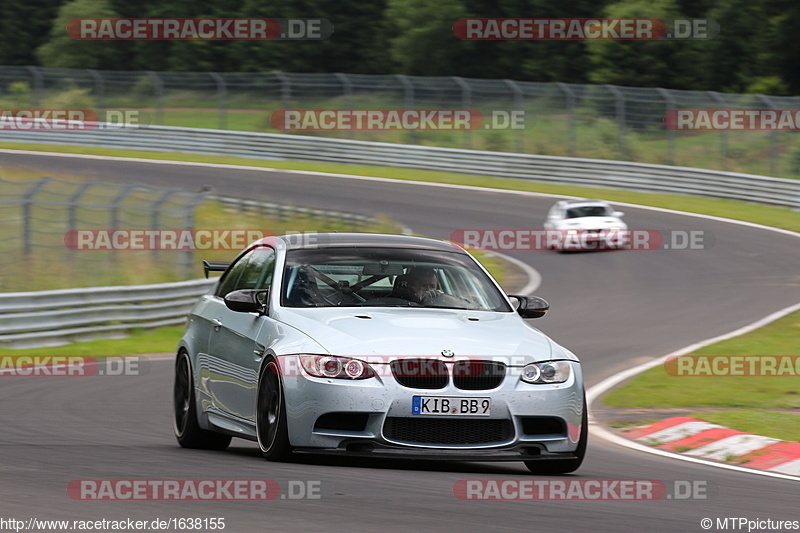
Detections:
[279, 356, 584, 458]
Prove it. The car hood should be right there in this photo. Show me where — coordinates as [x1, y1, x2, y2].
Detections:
[272, 307, 559, 362]
[556, 217, 625, 229]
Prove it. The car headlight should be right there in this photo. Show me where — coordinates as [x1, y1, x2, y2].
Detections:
[521, 361, 571, 384]
[299, 355, 375, 380]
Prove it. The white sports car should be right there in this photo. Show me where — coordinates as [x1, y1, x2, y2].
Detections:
[544, 199, 628, 250]
[173, 233, 586, 473]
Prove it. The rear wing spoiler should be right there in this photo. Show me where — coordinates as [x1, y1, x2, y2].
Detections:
[203, 260, 230, 278]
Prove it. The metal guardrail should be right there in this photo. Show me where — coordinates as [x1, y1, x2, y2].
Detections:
[4, 125, 799, 208]
[0, 278, 216, 349]
[211, 195, 375, 226]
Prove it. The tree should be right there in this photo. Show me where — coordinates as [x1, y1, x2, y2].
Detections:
[768, 2, 800, 93]
[232, 0, 393, 74]
[0, 0, 62, 65]
[36, 0, 124, 69]
[587, 0, 705, 89]
[700, 0, 768, 92]
[386, 0, 469, 76]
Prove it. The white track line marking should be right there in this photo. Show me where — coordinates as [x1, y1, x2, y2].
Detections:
[639, 421, 725, 446]
[686, 434, 781, 461]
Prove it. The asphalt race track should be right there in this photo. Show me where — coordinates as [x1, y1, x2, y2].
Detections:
[1, 151, 799, 532]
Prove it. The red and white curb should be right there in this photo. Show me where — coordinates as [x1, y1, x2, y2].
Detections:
[624, 417, 800, 476]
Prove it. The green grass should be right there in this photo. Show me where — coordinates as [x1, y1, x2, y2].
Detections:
[609, 419, 659, 429]
[687, 410, 800, 443]
[604, 309, 800, 410]
[0, 326, 184, 357]
[605, 309, 800, 441]
[2, 142, 799, 233]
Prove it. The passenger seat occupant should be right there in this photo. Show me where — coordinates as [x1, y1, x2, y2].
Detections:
[287, 269, 320, 306]
[391, 267, 438, 303]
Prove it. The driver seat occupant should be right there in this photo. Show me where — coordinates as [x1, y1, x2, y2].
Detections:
[391, 267, 438, 303]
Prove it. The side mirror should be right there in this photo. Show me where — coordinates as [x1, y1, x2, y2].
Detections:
[612, 211, 625, 217]
[508, 294, 549, 319]
[224, 289, 268, 314]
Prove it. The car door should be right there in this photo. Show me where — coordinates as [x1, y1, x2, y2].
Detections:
[204, 246, 275, 421]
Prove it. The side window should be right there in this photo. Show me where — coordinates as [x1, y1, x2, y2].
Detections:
[237, 248, 275, 291]
[216, 247, 275, 298]
[216, 256, 249, 298]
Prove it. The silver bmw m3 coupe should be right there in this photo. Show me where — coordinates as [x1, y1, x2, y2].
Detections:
[173, 233, 586, 473]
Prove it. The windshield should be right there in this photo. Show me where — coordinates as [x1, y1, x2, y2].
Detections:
[565, 205, 612, 218]
[281, 247, 512, 311]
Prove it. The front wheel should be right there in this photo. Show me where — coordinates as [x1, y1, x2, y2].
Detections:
[173, 351, 231, 451]
[256, 357, 294, 461]
[524, 396, 587, 474]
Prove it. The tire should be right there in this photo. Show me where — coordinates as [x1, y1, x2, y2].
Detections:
[524, 396, 588, 475]
[173, 351, 231, 451]
[256, 357, 294, 461]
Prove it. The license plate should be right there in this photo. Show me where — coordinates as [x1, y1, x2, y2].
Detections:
[412, 396, 491, 416]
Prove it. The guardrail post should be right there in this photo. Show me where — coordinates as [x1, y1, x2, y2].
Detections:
[25, 66, 43, 107]
[180, 191, 210, 277]
[657, 88, 676, 166]
[556, 82, 576, 157]
[151, 190, 176, 263]
[148, 71, 164, 125]
[109, 184, 135, 270]
[503, 79, 524, 153]
[274, 71, 291, 109]
[708, 91, 729, 170]
[210, 73, 227, 130]
[395, 74, 414, 143]
[110, 184, 135, 230]
[335, 73, 353, 139]
[605, 85, 626, 158]
[756, 94, 777, 175]
[452, 77, 472, 149]
[67, 181, 97, 254]
[22, 177, 52, 259]
[87, 69, 105, 114]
